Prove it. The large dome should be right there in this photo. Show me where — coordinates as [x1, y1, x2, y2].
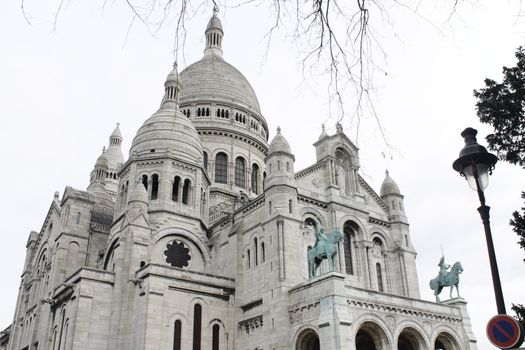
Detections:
[179, 54, 261, 115]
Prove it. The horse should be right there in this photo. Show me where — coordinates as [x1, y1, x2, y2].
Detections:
[307, 228, 343, 278]
[429, 261, 463, 302]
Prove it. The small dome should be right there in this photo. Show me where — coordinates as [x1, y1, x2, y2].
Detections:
[380, 170, 401, 196]
[110, 123, 123, 140]
[106, 123, 124, 167]
[268, 127, 292, 155]
[95, 150, 109, 168]
[206, 13, 223, 32]
[165, 63, 180, 84]
[130, 64, 203, 163]
[130, 103, 203, 163]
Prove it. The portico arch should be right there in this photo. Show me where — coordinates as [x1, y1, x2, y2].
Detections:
[295, 328, 320, 350]
[434, 331, 460, 350]
[397, 327, 426, 350]
[355, 321, 390, 350]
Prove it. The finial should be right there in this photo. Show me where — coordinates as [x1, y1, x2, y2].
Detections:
[173, 61, 178, 70]
[116, 122, 120, 127]
[102, 146, 106, 153]
[322, 123, 325, 131]
[277, 126, 281, 134]
[213, 4, 219, 15]
[385, 169, 389, 176]
[336, 122, 343, 133]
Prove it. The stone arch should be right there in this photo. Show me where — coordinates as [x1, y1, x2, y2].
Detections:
[337, 215, 367, 239]
[432, 329, 461, 350]
[397, 325, 429, 350]
[354, 320, 391, 350]
[369, 229, 392, 249]
[300, 208, 327, 229]
[103, 238, 120, 270]
[295, 327, 320, 350]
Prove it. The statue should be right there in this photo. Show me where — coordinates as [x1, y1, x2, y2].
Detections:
[307, 226, 343, 278]
[429, 256, 463, 302]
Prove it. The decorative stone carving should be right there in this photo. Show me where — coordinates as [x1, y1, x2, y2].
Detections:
[289, 301, 320, 325]
[238, 315, 263, 334]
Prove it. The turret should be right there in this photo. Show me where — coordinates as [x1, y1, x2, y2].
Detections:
[88, 148, 109, 193]
[204, 7, 223, 57]
[380, 170, 407, 223]
[265, 127, 295, 189]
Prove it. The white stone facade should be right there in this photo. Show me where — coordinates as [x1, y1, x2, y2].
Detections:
[4, 12, 477, 350]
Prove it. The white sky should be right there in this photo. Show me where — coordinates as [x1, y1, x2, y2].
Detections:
[1, 1, 524, 349]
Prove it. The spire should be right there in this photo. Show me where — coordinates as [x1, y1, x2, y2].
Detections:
[319, 123, 329, 140]
[109, 123, 123, 147]
[204, 8, 224, 57]
[162, 61, 182, 106]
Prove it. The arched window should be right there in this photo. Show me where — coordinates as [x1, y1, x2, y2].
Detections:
[192, 304, 202, 350]
[251, 164, 259, 194]
[254, 238, 258, 266]
[269, 201, 272, 215]
[75, 212, 81, 225]
[247, 249, 251, 269]
[172, 176, 181, 202]
[288, 199, 293, 213]
[212, 324, 220, 350]
[142, 175, 148, 190]
[261, 242, 265, 263]
[151, 174, 159, 200]
[203, 152, 208, 171]
[277, 160, 281, 171]
[343, 222, 355, 275]
[376, 263, 384, 292]
[235, 157, 246, 188]
[215, 153, 228, 184]
[174, 320, 182, 350]
[206, 108, 210, 116]
[182, 179, 191, 205]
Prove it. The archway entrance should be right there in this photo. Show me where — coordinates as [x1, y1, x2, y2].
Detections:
[434, 332, 459, 350]
[356, 329, 377, 350]
[355, 321, 389, 350]
[296, 329, 320, 350]
[398, 328, 425, 350]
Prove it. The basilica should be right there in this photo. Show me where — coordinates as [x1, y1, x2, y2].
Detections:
[2, 11, 477, 350]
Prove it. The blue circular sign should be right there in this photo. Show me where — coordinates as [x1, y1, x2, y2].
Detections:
[486, 315, 524, 349]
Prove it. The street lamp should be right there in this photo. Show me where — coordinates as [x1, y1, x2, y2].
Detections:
[452, 127, 506, 315]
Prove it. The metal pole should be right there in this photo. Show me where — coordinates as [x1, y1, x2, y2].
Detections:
[474, 169, 507, 315]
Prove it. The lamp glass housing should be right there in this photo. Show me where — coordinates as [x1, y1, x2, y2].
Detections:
[463, 163, 490, 191]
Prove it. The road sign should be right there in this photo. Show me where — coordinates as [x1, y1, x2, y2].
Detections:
[486, 314, 524, 349]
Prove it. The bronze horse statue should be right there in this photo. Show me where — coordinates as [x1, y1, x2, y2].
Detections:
[307, 227, 343, 278]
[429, 261, 463, 302]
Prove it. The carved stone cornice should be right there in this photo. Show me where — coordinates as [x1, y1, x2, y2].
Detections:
[347, 299, 462, 324]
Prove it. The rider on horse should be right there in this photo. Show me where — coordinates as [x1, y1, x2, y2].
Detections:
[438, 256, 449, 285]
[313, 227, 328, 258]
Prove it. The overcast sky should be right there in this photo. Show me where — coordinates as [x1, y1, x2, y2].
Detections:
[1, 1, 524, 349]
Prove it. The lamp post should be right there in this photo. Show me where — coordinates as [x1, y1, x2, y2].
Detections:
[452, 127, 506, 315]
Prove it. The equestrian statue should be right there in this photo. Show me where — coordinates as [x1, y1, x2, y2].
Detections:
[307, 226, 343, 278]
[429, 256, 463, 302]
